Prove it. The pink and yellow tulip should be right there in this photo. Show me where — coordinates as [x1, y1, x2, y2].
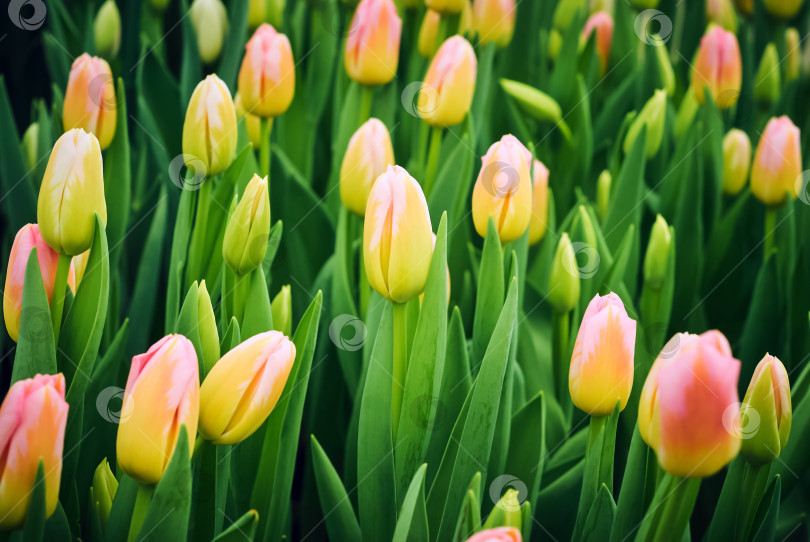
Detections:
[472, 0, 517, 48]
[63, 54, 117, 150]
[582, 11, 613, 74]
[751, 116, 802, 206]
[464, 527, 522, 542]
[238, 24, 295, 117]
[691, 26, 742, 109]
[419, 35, 477, 127]
[340, 118, 395, 215]
[345, 0, 402, 86]
[740, 354, 792, 464]
[528, 160, 549, 246]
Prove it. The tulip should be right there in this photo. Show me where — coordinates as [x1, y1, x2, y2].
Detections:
[472, 0, 517, 48]
[582, 12, 613, 74]
[271, 284, 292, 337]
[734, 0, 753, 16]
[363, 165, 434, 303]
[418, 10, 441, 58]
[238, 24, 295, 117]
[340, 118, 395, 215]
[464, 527, 523, 542]
[740, 354, 791, 465]
[472, 135, 532, 243]
[344, 0, 402, 86]
[199, 331, 295, 444]
[639, 330, 741, 477]
[21, 122, 38, 172]
[38, 129, 107, 256]
[426, 0, 466, 13]
[721, 129, 751, 195]
[596, 170, 611, 220]
[706, 0, 737, 32]
[248, 0, 265, 28]
[223, 174, 271, 275]
[548, 233, 581, 314]
[94, 0, 121, 59]
[751, 116, 802, 206]
[3, 224, 76, 342]
[0, 374, 69, 529]
[72, 249, 90, 285]
[691, 26, 742, 109]
[190, 0, 228, 64]
[63, 54, 117, 150]
[569, 293, 637, 416]
[624, 89, 667, 158]
[116, 335, 200, 485]
[234, 91, 262, 149]
[459, 1, 474, 36]
[785, 28, 800, 83]
[182, 74, 238, 176]
[91, 458, 118, 529]
[198, 280, 220, 375]
[482, 489, 523, 530]
[644, 214, 672, 287]
[763, 0, 804, 18]
[419, 35, 477, 128]
[753, 43, 780, 105]
[528, 160, 549, 246]
[553, 0, 585, 30]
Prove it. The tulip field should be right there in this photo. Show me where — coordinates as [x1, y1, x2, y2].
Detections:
[4, 0, 810, 540]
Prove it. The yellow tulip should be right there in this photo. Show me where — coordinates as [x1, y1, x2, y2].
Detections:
[340, 118, 395, 215]
[234, 91, 262, 149]
[472, 0, 516, 48]
[182, 74, 238, 176]
[751, 116, 802, 206]
[238, 24, 295, 117]
[721, 128, 751, 196]
[223, 174, 272, 275]
[419, 35, 477, 127]
[528, 160, 549, 246]
[345, 0, 402, 85]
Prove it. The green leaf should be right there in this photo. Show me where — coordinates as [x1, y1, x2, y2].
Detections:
[0, 76, 36, 231]
[174, 281, 204, 374]
[310, 435, 363, 542]
[220, 317, 242, 353]
[602, 127, 647, 253]
[261, 220, 284, 281]
[535, 459, 585, 540]
[166, 188, 195, 333]
[393, 464, 429, 542]
[609, 425, 653, 542]
[44, 502, 71, 542]
[472, 216, 504, 366]
[103, 78, 131, 266]
[11, 250, 56, 383]
[739, 253, 782, 381]
[581, 484, 616, 542]
[450, 474, 482, 542]
[179, 0, 202, 106]
[427, 124, 475, 229]
[331, 207, 360, 396]
[20, 461, 47, 542]
[191, 440, 231, 540]
[212, 510, 259, 542]
[103, 475, 139, 542]
[240, 266, 274, 338]
[750, 476, 781, 542]
[217, 0, 249, 89]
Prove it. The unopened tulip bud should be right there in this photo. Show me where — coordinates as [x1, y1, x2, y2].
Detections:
[190, 0, 228, 64]
[553, 0, 585, 30]
[420, 35, 477, 127]
[639, 330, 741, 477]
[198, 280, 220, 375]
[549, 29, 562, 60]
[426, 0, 466, 13]
[785, 28, 800, 83]
[248, 0, 266, 28]
[271, 285, 292, 337]
[116, 335, 199, 484]
[38, 129, 107, 256]
[239, 24, 295, 117]
[500, 79, 564, 127]
[199, 331, 295, 444]
[0, 374, 68, 529]
[94, 0, 121, 59]
[740, 354, 791, 465]
[596, 170, 611, 220]
[345, 0, 402, 85]
[548, 233, 581, 314]
[751, 116, 802, 206]
[528, 160, 549, 246]
[183, 74, 238, 176]
[482, 489, 523, 530]
[692, 26, 742, 109]
[582, 12, 613, 74]
[21, 122, 38, 172]
[706, 0, 737, 32]
[91, 459, 118, 529]
[234, 91, 262, 149]
[223, 174, 271, 275]
[763, 0, 804, 18]
[722, 129, 751, 195]
[570, 293, 636, 416]
[340, 118, 395, 215]
[418, 10, 441, 58]
[3, 224, 76, 342]
[753, 43, 780, 105]
[472, 135, 532, 243]
[644, 214, 672, 287]
[149, 0, 170, 12]
[464, 527, 522, 542]
[459, 1, 473, 36]
[473, 0, 516, 48]
[63, 54, 117, 150]
[363, 166, 433, 303]
[624, 89, 667, 158]
[734, 0, 753, 16]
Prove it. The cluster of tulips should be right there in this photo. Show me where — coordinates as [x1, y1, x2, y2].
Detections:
[2, 0, 810, 540]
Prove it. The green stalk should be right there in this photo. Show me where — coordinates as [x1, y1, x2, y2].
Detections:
[358, 84, 374, 127]
[391, 301, 409, 441]
[763, 207, 776, 260]
[551, 309, 570, 409]
[737, 462, 771, 541]
[51, 253, 72, 346]
[415, 121, 430, 177]
[423, 126, 443, 197]
[185, 177, 212, 287]
[638, 474, 701, 542]
[127, 483, 155, 542]
[358, 233, 369, 319]
[433, 15, 448, 56]
[259, 117, 274, 179]
[233, 273, 250, 323]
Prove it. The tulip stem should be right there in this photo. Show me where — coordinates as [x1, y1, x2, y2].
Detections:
[391, 302, 409, 441]
[737, 462, 770, 541]
[233, 273, 250, 322]
[423, 126, 443, 197]
[259, 117, 273, 179]
[551, 309, 570, 410]
[637, 474, 701, 542]
[763, 207, 776, 260]
[127, 483, 155, 542]
[359, 85, 373, 127]
[51, 253, 72, 346]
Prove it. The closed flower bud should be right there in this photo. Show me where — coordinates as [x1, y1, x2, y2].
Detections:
[4, 224, 76, 342]
[740, 354, 791, 465]
[420, 35, 477, 127]
[528, 160, 549, 246]
[624, 89, 667, 158]
[418, 10, 441, 58]
[763, 0, 804, 18]
[340, 118, 395, 215]
[198, 280, 220, 375]
[482, 489, 523, 530]
[199, 331, 295, 444]
[223, 174, 271, 275]
[459, 1, 473, 36]
[582, 12, 613, 74]
[548, 233, 581, 314]
[639, 330, 741, 477]
[38, 129, 107, 256]
[116, 335, 200, 485]
[553, 0, 585, 30]
[21, 122, 38, 172]
[234, 91, 262, 149]
[239, 24, 295, 117]
[363, 165, 434, 303]
[190, 0, 229, 64]
[271, 285, 292, 337]
[569, 293, 636, 415]
[751, 116, 802, 206]
[644, 214, 672, 287]
[754, 44, 780, 105]
[734, 0, 753, 16]
[149, 0, 170, 12]
[721, 129, 751, 195]
[785, 28, 800, 83]
[549, 29, 562, 60]
[473, 0, 516, 48]
[345, 0, 402, 85]
[0, 374, 68, 529]
[63, 54, 117, 150]
[499, 79, 564, 126]
[426, 0, 466, 13]
[248, 0, 266, 28]
[472, 135, 532, 243]
[692, 26, 742, 109]
[596, 170, 611, 221]
[182, 74, 238, 176]
[706, 0, 737, 32]
[464, 527, 522, 542]
[91, 459, 118, 529]
[94, 0, 121, 59]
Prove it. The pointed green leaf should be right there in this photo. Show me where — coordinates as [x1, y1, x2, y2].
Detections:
[11, 250, 56, 383]
[311, 435, 362, 542]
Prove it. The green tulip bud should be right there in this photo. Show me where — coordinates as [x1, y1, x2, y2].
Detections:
[223, 174, 271, 275]
[706, 0, 737, 32]
[548, 233, 581, 313]
[740, 354, 792, 465]
[624, 89, 667, 159]
[753, 43, 780, 105]
[92, 459, 118, 529]
[553, 0, 585, 30]
[149, 0, 170, 12]
[198, 280, 220, 374]
[721, 129, 751, 196]
[21, 122, 38, 172]
[597, 170, 611, 221]
[763, 0, 803, 18]
[271, 284, 292, 337]
[94, 0, 121, 59]
[571, 205, 597, 251]
[500, 79, 571, 139]
[785, 28, 800, 83]
[674, 85, 699, 138]
[549, 29, 562, 61]
[643, 214, 672, 288]
[482, 489, 524, 530]
[190, 0, 229, 64]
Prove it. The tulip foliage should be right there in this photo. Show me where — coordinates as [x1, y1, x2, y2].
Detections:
[3, 0, 810, 541]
